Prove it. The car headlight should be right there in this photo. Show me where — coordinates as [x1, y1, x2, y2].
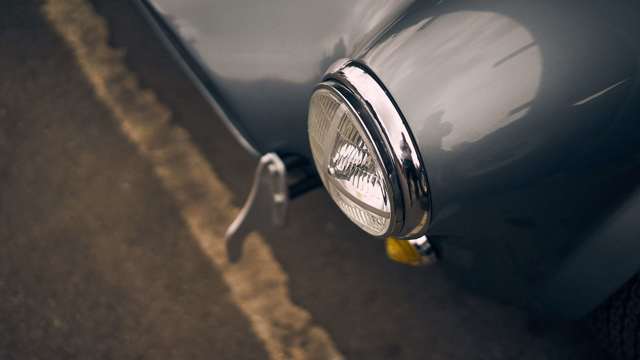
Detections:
[307, 60, 431, 238]
[308, 86, 392, 235]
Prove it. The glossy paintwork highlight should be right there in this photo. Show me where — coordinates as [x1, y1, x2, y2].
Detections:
[148, 0, 413, 156]
[363, 11, 543, 152]
[360, 0, 640, 314]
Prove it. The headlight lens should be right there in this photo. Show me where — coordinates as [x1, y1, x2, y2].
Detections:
[308, 86, 393, 235]
[308, 60, 432, 239]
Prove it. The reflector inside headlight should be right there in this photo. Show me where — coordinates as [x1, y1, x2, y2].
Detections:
[308, 86, 393, 236]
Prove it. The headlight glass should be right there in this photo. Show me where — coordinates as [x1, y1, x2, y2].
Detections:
[308, 87, 392, 236]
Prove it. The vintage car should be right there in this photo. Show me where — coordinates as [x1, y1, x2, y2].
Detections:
[136, 0, 640, 358]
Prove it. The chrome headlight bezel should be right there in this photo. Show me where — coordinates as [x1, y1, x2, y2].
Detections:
[309, 59, 432, 239]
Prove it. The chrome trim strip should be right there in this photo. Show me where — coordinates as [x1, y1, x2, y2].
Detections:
[322, 59, 432, 238]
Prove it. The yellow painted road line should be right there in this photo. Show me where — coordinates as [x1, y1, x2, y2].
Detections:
[43, 1, 344, 359]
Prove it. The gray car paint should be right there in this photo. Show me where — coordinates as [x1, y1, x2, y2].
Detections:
[358, 0, 640, 317]
[145, 0, 413, 157]
[142, 0, 640, 318]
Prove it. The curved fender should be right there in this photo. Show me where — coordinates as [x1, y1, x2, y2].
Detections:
[358, 0, 640, 316]
[143, 0, 414, 156]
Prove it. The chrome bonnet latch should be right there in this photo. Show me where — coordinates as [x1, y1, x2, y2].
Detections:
[225, 153, 287, 262]
[225, 152, 320, 262]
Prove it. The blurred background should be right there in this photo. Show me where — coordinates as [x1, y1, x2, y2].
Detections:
[0, 1, 607, 359]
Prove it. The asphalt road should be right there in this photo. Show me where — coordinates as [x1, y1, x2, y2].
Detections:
[0, 1, 608, 359]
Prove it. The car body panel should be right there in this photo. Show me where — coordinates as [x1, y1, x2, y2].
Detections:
[537, 188, 640, 318]
[139, 0, 640, 318]
[144, 0, 414, 157]
[358, 0, 640, 316]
